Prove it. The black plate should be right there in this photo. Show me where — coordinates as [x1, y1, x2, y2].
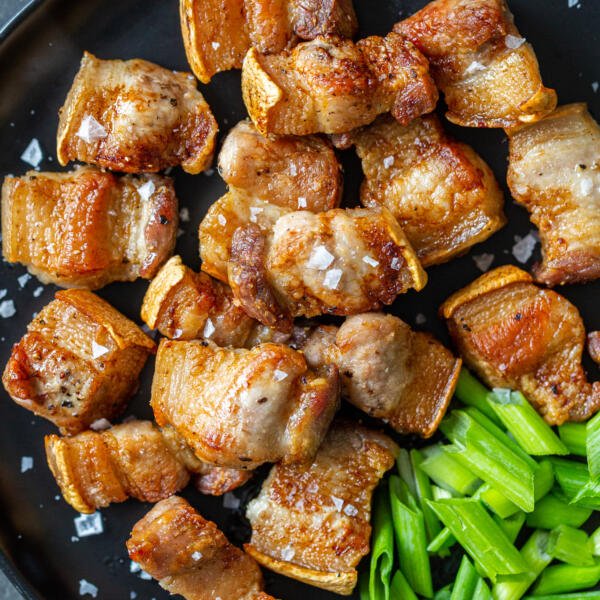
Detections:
[0, 1, 598, 598]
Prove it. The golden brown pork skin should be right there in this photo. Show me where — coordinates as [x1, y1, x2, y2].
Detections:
[441, 265, 600, 425]
[228, 207, 427, 326]
[350, 114, 506, 266]
[507, 104, 600, 286]
[2, 290, 155, 435]
[218, 119, 342, 211]
[1, 167, 177, 290]
[299, 313, 462, 438]
[127, 496, 273, 600]
[151, 339, 340, 469]
[395, 0, 556, 128]
[245, 421, 398, 595]
[57, 52, 217, 174]
[180, 0, 357, 83]
[242, 32, 438, 135]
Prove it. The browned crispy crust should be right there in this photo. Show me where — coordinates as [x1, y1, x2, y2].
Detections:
[441, 266, 600, 425]
[245, 421, 398, 595]
[195, 465, 254, 496]
[589, 332, 600, 366]
[507, 104, 600, 286]
[57, 52, 217, 174]
[2, 290, 155, 435]
[352, 114, 506, 266]
[395, 0, 556, 128]
[1, 167, 177, 289]
[127, 496, 271, 600]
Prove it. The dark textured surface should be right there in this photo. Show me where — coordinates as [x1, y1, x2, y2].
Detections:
[0, 0, 598, 598]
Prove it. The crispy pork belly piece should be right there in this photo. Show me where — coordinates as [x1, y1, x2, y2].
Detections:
[395, 0, 556, 128]
[441, 265, 600, 425]
[151, 339, 340, 469]
[180, 0, 357, 83]
[45, 420, 190, 513]
[2, 290, 155, 435]
[1, 167, 177, 290]
[219, 120, 342, 210]
[141, 255, 255, 346]
[299, 314, 461, 437]
[245, 421, 398, 595]
[57, 52, 217, 174]
[127, 496, 272, 600]
[351, 114, 506, 266]
[507, 104, 600, 286]
[241, 32, 438, 135]
[228, 207, 427, 325]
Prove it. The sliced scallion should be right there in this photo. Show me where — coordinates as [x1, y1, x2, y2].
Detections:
[526, 492, 592, 529]
[369, 487, 394, 600]
[390, 570, 417, 600]
[450, 555, 478, 600]
[420, 445, 480, 496]
[550, 458, 600, 510]
[411, 449, 442, 542]
[494, 512, 526, 544]
[454, 369, 501, 424]
[558, 423, 587, 457]
[532, 561, 600, 596]
[587, 411, 600, 480]
[547, 524, 594, 566]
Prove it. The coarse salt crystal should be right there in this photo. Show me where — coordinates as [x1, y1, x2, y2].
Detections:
[249, 207, 263, 222]
[281, 545, 296, 561]
[383, 155, 394, 169]
[580, 178, 594, 195]
[179, 207, 190, 222]
[191, 551, 203, 561]
[362, 255, 379, 267]
[343, 503, 358, 517]
[76, 115, 107, 143]
[90, 418, 111, 431]
[274, 369, 288, 381]
[331, 496, 344, 512]
[289, 164, 298, 176]
[173, 328, 183, 339]
[0, 290, 6, 300]
[79, 579, 98, 598]
[20, 138, 43, 168]
[390, 257, 401, 270]
[472, 252, 495, 272]
[130, 561, 141, 574]
[415, 313, 427, 325]
[74, 512, 103, 537]
[297, 196, 307, 209]
[592, 82, 599, 93]
[512, 233, 537, 263]
[211, 41, 220, 50]
[71, 536, 79, 542]
[33, 286, 44, 298]
[465, 60, 486, 75]
[505, 35, 526, 49]
[91, 340, 109, 359]
[130, 593, 137, 600]
[137, 180, 155, 202]
[323, 268, 343, 290]
[307, 245, 334, 270]
[17, 273, 31, 288]
[568, 0, 579, 7]
[139, 570, 152, 581]
[217, 214, 227, 226]
[0, 300, 16, 318]
[21, 456, 33, 473]
[203, 318, 215, 339]
[223, 492, 240, 510]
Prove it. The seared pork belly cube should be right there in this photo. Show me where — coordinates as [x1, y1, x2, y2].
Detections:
[57, 52, 217, 174]
[245, 421, 398, 595]
[1, 166, 177, 289]
[151, 339, 339, 469]
[2, 290, 155, 434]
[507, 104, 600, 285]
[127, 496, 274, 600]
[441, 265, 600, 425]
[242, 32, 437, 135]
[351, 114, 506, 267]
[395, 0, 556, 128]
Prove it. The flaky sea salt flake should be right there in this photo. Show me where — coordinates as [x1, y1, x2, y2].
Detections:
[0, 300, 16, 318]
[137, 180, 155, 202]
[297, 197, 307, 209]
[90, 418, 111, 431]
[343, 503, 358, 517]
[21, 456, 33, 473]
[383, 155, 394, 168]
[472, 253, 495, 272]
[20, 138, 43, 167]
[33, 286, 44, 298]
[331, 496, 344, 512]
[179, 207, 190, 222]
[323, 268, 343, 290]
[203, 318, 215, 339]
[505, 35, 526, 49]
[76, 115, 107, 143]
[79, 579, 98, 598]
[274, 369, 288, 382]
[192, 551, 203, 561]
[362, 255, 379, 268]
[465, 61, 486, 75]
[512, 233, 537, 263]
[17, 273, 31, 288]
[91, 340, 109, 359]
[74, 512, 103, 537]
[223, 492, 240, 510]
[307, 245, 334, 270]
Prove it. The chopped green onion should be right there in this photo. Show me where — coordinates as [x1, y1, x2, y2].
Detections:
[590, 526, 600, 556]
[369, 487, 394, 600]
[548, 525, 594, 566]
[450, 555, 478, 600]
[472, 577, 493, 599]
[441, 411, 535, 512]
[454, 369, 501, 424]
[475, 484, 519, 519]
[526, 492, 592, 529]
[532, 561, 600, 595]
[427, 498, 528, 580]
[524, 594, 600, 600]
[534, 460, 555, 502]
[587, 411, 600, 480]
[493, 530, 552, 600]
[389, 476, 433, 598]
[390, 570, 417, 600]
[558, 423, 587, 457]
[426, 526, 456, 554]
[434, 584, 453, 600]
[410, 449, 442, 542]
[397, 448, 417, 496]
[550, 458, 600, 510]
[432, 485, 454, 500]
[420, 445, 480, 496]
[486, 389, 568, 455]
[494, 512, 526, 544]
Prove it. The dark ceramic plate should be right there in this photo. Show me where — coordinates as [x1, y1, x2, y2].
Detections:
[0, 0, 598, 598]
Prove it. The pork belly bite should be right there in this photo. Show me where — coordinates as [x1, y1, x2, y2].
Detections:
[507, 104, 600, 286]
[242, 32, 438, 135]
[181, 0, 357, 83]
[127, 496, 273, 600]
[219, 119, 342, 211]
[1, 167, 177, 289]
[395, 0, 557, 128]
[151, 339, 340, 469]
[351, 114, 506, 266]
[2, 290, 155, 434]
[57, 52, 217, 174]
[245, 421, 398, 595]
[141, 255, 255, 345]
[441, 265, 600, 425]
[228, 208, 427, 325]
